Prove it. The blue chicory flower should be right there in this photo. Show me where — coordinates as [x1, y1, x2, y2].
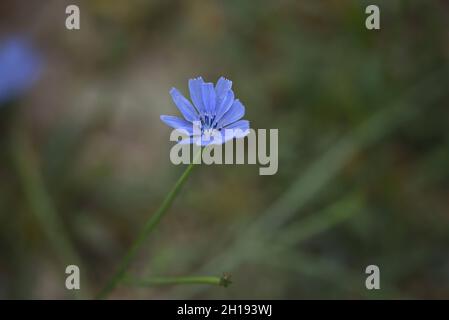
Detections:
[161, 77, 250, 146]
[0, 36, 42, 105]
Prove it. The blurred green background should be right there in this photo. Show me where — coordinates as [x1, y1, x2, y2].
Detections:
[0, 0, 448, 299]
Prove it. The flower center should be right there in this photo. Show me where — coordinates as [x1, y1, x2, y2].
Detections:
[200, 115, 220, 133]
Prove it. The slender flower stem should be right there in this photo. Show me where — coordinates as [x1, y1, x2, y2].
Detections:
[96, 149, 202, 299]
[124, 274, 231, 287]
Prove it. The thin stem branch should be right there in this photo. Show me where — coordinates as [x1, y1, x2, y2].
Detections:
[124, 274, 231, 288]
[96, 149, 202, 299]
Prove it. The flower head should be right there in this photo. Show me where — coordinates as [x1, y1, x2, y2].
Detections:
[161, 76, 249, 146]
[0, 36, 42, 105]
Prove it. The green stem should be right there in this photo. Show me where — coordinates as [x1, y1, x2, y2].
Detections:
[96, 149, 202, 299]
[124, 275, 231, 287]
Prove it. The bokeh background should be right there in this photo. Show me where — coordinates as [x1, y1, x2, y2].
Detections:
[0, 0, 448, 299]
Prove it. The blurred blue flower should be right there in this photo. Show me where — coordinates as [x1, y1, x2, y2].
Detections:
[161, 76, 249, 146]
[0, 36, 42, 105]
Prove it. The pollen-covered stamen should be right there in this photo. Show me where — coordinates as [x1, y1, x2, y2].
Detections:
[201, 116, 222, 137]
[200, 113, 217, 130]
